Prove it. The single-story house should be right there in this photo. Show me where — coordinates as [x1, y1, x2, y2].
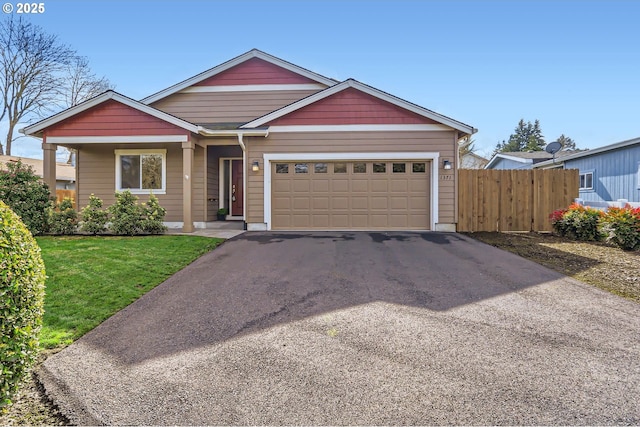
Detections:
[0, 155, 76, 189]
[533, 136, 640, 204]
[21, 49, 476, 232]
[485, 151, 561, 169]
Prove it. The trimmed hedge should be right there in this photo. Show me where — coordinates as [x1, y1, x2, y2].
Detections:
[0, 200, 46, 410]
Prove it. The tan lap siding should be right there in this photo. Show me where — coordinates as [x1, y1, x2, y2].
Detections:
[77, 143, 205, 222]
[150, 90, 320, 124]
[245, 130, 457, 225]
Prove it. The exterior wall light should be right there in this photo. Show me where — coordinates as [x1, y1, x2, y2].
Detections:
[252, 160, 260, 172]
[443, 159, 452, 170]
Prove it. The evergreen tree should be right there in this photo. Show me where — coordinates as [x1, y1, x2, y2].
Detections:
[495, 119, 546, 153]
[556, 134, 577, 150]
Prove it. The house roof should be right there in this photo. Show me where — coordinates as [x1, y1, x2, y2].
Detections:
[141, 49, 339, 105]
[485, 150, 578, 169]
[241, 78, 477, 136]
[533, 136, 640, 168]
[0, 155, 75, 181]
[21, 91, 200, 138]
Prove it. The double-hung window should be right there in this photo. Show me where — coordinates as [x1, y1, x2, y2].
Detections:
[115, 149, 166, 194]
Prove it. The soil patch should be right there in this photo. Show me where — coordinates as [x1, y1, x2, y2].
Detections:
[466, 232, 640, 303]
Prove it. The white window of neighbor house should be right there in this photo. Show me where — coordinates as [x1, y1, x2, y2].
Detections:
[579, 170, 594, 191]
[637, 161, 640, 189]
[115, 149, 166, 194]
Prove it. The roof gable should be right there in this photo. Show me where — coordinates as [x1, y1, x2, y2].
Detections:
[242, 79, 476, 135]
[194, 57, 319, 86]
[22, 91, 198, 138]
[142, 49, 337, 104]
[266, 87, 438, 126]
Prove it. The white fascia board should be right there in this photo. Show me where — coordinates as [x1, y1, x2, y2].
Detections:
[197, 127, 269, 137]
[22, 91, 198, 136]
[242, 80, 475, 135]
[484, 153, 531, 169]
[181, 83, 326, 93]
[268, 124, 451, 133]
[46, 135, 189, 144]
[141, 49, 337, 105]
[262, 152, 439, 231]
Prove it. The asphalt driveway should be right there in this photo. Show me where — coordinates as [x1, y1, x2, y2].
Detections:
[40, 232, 640, 425]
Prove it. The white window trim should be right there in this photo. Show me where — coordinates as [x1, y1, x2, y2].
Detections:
[115, 149, 167, 194]
[579, 170, 594, 191]
[637, 161, 640, 190]
[263, 152, 439, 231]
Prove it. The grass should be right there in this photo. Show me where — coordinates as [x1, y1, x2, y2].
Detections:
[36, 235, 224, 348]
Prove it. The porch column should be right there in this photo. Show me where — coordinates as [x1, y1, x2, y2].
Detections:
[182, 141, 195, 233]
[42, 143, 57, 193]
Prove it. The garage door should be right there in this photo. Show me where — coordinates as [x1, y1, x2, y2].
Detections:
[271, 160, 431, 230]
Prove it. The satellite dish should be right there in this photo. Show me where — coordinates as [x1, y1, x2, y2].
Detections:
[545, 141, 562, 154]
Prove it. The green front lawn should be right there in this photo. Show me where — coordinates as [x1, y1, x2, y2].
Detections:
[35, 235, 224, 348]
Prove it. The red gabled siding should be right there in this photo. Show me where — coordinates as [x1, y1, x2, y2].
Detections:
[45, 100, 188, 137]
[195, 57, 318, 86]
[267, 88, 439, 126]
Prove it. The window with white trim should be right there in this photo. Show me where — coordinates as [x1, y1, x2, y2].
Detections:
[115, 149, 166, 194]
[637, 161, 640, 189]
[579, 170, 593, 191]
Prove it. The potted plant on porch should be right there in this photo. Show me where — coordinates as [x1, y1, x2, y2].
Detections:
[216, 208, 228, 221]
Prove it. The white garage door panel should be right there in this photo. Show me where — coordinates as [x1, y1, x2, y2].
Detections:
[272, 160, 431, 230]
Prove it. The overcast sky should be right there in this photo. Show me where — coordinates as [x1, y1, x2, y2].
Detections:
[3, 0, 639, 160]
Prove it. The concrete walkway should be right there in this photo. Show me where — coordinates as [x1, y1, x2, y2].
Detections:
[39, 232, 640, 425]
[166, 221, 245, 239]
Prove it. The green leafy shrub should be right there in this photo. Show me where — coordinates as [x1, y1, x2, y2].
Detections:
[48, 198, 78, 235]
[108, 190, 144, 235]
[600, 206, 640, 251]
[80, 194, 108, 235]
[0, 160, 51, 235]
[0, 200, 46, 410]
[550, 203, 602, 241]
[141, 194, 167, 234]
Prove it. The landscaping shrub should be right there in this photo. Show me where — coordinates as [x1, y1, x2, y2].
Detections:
[80, 194, 108, 234]
[600, 206, 640, 251]
[141, 194, 167, 234]
[0, 200, 46, 410]
[108, 190, 144, 235]
[550, 203, 602, 241]
[0, 160, 51, 235]
[107, 191, 167, 235]
[48, 198, 78, 235]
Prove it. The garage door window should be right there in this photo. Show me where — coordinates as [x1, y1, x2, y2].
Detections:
[275, 164, 289, 174]
[314, 163, 328, 173]
[393, 163, 406, 173]
[354, 163, 367, 173]
[373, 162, 386, 173]
[413, 163, 426, 173]
[334, 163, 347, 173]
[295, 163, 309, 173]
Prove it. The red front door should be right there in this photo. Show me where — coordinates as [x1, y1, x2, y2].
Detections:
[231, 160, 243, 216]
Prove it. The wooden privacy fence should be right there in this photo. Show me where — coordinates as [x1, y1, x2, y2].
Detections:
[458, 169, 579, 232]
[55, 189, 76, 208]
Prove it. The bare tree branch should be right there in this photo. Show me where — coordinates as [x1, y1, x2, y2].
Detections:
[0, 15, 75, 155]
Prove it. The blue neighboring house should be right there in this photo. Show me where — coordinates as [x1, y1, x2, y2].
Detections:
[484, 151, 557, 170]
[534, 137, 640, 204]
